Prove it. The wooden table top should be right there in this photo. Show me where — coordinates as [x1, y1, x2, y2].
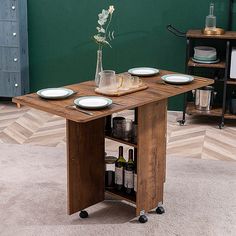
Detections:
[13, 70, 213, 123]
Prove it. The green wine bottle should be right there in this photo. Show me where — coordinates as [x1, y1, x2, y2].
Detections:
[124, 149, 134, 194]
[115, 146, 126, 191]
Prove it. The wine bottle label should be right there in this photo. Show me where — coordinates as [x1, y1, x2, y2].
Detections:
[115, 167, 123, 185]
[134, 173, 137, 192]
[124, 170, 134, 188]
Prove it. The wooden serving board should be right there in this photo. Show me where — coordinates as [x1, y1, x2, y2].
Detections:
[95, 84, 148, 96]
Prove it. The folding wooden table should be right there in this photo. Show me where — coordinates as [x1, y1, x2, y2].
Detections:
[13, 70, 213, 223]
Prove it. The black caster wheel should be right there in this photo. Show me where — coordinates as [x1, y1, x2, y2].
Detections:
[79, 210, 88, 218]
[156, 206, 165, 214]
[138, 215, 148, 223]
[218, 123, 224, 129]
[177, 120, 185, 126]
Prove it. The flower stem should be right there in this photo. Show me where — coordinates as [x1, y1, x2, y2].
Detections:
[104, 13, 113, 42]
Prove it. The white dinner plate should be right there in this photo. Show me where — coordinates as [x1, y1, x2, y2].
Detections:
[37, 88, 74, 99]
[74, 96, 113, 110]
[128, 67, 159, 76]
[161, 74, 194, 85]
[192, 58, 220, 64]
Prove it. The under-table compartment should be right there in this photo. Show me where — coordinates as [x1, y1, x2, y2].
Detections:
[106, 188, 136, 204]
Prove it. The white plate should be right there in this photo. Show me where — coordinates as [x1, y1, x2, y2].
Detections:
[74, 96, 113, 110]
[37, 88, 74, 99]
[192, 58, 220, 64]
[128, 67, 159, 76]
[161, 74, 194, 85]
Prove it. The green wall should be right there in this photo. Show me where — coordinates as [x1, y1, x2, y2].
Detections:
[232, 1, 236, 29]
[27, 0, 231, 110]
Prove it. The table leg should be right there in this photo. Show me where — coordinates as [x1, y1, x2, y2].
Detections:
[136, 99, 167, 216]
[66, 118, 105, 215]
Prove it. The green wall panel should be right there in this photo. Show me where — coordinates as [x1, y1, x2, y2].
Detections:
[27, 0, 231, 110]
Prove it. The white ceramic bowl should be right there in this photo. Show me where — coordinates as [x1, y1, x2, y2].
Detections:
[194, 46, 217, 61]
[194, 46, 216, 57]
[194, 54, 217, 61]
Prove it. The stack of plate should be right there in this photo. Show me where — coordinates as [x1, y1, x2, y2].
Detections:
[193, 46, 219, 64]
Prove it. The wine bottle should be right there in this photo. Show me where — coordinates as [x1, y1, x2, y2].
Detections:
[124, 149, 134, 194]
[134, 148, 137, 193]
[115, 146, 126, 191]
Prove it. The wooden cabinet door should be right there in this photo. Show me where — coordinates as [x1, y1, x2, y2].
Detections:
[66, 118, 105, 215]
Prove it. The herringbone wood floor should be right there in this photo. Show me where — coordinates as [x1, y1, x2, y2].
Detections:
[0, 102, 236, 161]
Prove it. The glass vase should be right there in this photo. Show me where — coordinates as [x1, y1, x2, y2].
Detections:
[95, 49, 103, 86]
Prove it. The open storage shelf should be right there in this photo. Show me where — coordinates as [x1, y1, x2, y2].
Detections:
[105, 134, 137, 148]
[106, 188, 136, 204]
[180, 30, 236, 128]
[227, 79, 236, 85]
[188, 58, 226, 69]
[186, 102, 236, 119]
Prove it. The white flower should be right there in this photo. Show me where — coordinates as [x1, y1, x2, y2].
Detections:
[94, 35, 111, 47]
[98, 19, 106, 26]
[94, 35, 106, 43]
[93, 6, 115, 49]
[96, 27, 105, 33]
[98, 9, 109, 26]
[98, 10, 109, 20]
[108, 5, 115, 14]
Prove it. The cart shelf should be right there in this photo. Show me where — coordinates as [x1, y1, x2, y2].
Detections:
[188, 58, 226, 69]
[227, 79, 236, 85]
[186, 102, 236, 119]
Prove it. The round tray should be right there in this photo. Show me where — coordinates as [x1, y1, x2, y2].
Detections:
[202, 28, 225, 35]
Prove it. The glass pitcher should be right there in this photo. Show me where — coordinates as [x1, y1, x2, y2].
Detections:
[99, 70, 120, 91]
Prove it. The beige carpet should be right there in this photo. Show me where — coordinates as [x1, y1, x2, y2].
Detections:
[0, 143, 236, 236]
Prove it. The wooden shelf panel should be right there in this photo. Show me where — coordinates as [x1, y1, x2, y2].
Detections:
[187, 30, 236, 40]
[186, 102, 236, 119]
[227, 79, 236, 85]
[106, 188, 136, 204]
[105, 134, 137, 148]
[188, 58, 226, 69]
[187, 102, 222, 117]
[224, 113, 236, 119]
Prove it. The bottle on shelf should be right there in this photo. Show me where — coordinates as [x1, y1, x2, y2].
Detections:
[115, 146, 126, 191]
[134, 148, 137, 194]
[124, 149, 135, 194]
[205, 3, 216, 31]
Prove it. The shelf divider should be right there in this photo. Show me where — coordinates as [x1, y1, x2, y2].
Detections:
[105, 134, 137, 148]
